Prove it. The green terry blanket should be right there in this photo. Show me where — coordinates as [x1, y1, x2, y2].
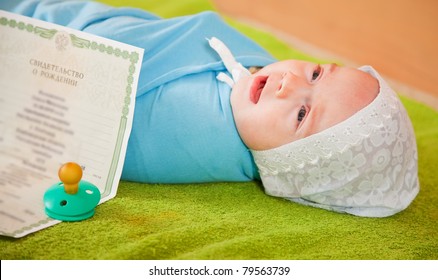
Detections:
[1, 0, 437, 259]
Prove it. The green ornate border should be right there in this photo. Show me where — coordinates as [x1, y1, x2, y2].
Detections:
[0, 15, 142, 237]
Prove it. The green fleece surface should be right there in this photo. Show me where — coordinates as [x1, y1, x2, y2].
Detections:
[1, 0, 437, 259]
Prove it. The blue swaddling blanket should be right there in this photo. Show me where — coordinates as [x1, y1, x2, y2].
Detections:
[2, 0, 277, 183]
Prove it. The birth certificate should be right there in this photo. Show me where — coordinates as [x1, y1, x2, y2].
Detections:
[0, 10, 144, 237]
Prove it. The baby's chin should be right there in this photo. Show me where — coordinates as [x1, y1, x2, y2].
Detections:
[230, 76, 251, 107]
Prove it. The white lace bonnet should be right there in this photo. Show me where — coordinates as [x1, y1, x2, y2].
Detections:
[252, 66, 419, 217]
[208, 37, 419, 217]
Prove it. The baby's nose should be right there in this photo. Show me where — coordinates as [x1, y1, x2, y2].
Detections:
[275, 71, 303, 98]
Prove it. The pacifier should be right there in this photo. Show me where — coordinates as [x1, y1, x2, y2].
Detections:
[43, 162, 101, 221]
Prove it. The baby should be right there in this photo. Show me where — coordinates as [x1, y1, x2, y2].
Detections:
[2, 0, 419, 217]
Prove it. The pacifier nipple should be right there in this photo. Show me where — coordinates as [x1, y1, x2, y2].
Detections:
[58, 162, 82, 194]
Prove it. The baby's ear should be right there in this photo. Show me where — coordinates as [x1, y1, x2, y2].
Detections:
[248, 66, 263, 74]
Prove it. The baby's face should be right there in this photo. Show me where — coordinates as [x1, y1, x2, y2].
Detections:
[230, 60, 378, 150]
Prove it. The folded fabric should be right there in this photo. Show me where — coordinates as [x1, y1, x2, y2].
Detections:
[3, 0, 277, 183]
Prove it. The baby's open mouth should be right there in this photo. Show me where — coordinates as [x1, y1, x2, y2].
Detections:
[250, 76, 268, 104]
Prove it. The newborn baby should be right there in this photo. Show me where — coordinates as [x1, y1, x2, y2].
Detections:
[2, 0, 419, 217]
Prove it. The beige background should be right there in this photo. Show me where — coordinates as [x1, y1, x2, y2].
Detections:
[212, 0, 438, 110]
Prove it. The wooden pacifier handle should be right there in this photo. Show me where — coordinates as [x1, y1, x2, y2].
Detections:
[58, 162, 83, 194]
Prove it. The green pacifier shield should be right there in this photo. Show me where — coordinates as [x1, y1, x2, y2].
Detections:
[44, 180, 101, 221]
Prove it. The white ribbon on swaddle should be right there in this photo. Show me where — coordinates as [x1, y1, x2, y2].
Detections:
[207, 37, 251, 87]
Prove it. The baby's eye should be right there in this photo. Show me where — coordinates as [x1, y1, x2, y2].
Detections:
[298, 106, 307, 122]
[311, 65, 321, 81]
